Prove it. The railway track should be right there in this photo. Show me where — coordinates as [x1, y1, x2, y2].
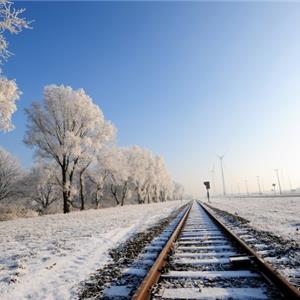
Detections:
[132, 201, 300, 300]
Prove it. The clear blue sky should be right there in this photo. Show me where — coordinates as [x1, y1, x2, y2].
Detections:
[1, 1, 300, 196]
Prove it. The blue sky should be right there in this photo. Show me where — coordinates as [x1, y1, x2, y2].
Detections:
[1, 1, 300, 196]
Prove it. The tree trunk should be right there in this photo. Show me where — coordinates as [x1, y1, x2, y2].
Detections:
[153, 186, 157, 202]
[111, 184, 120, 206]
[147, 193, 150, 204]
[95, 188, 100, 209]
[121, 181, 128, 206]
[137, 192, 143, 204]
[79, 171, 85, 210]
[62, 166, 70, 213]
[79, 162, 91, 211]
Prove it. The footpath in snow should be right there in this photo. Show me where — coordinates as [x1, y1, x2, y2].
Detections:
[0, 201, 186, 300]
[209, 197, 300, 244]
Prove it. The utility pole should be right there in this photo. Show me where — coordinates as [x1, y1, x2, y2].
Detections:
[275, 169, 282, 194]
[217, 155, 226, 196]
[256, 176, 262, 195]
[244, 180, 249, 195]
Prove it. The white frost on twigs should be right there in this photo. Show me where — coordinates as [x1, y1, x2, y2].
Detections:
[0, 0, 30, 132]
[0, 0, 31, 63]
[0, 76, 20, 132]
[24, 85, 116, 212]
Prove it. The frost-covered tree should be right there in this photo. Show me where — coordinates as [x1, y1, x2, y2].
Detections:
[173, 181, 184, 200]
[77, 121, 115, 211]
[87, 147, 117, 208]
[126, 146, 151, 204]
[0, 0, 30, 63]
[106, 147, 131, 206]
[0, 146, 21, 201]
[0, 76, 20, 131]
[24, 85, 115, 213]
[87, 167, 109, 209]
[152, 155, 173, 202]
[124, 146, 173, 204]
[139, 151, 156, 204]
[0, 0, 30, 132]
[24, 163, 60, 213]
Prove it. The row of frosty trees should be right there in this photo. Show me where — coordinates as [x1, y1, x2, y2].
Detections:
[23, 85, 184, 213]
[0, 1, 184, 214]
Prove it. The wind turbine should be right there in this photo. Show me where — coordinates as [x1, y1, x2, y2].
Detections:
[256, 176, 262, 195]
[217, 154, 226, 196]
[274, 169, 282, 194]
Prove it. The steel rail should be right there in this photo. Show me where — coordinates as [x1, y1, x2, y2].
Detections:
[132, 203, 192, 300]
[200, 201, 300, 300]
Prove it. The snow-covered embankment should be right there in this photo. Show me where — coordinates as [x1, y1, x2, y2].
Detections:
[0, 201, 186, 299]
[209, 197, 300, 244]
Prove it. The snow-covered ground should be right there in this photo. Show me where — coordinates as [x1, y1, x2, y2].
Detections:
[209, 197, 300, 244]
[0, 201, 186, 300]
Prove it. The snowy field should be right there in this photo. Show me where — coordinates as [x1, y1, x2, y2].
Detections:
[0, 201, 186, 300]
[209, 197, 300, 244]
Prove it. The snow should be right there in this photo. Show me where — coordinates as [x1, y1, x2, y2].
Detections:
[162, 270, 260, 278]
[161, 287, 268, 299]
[177, 245, 234, 250]
[174, 251, 238, 258]
[209, 197, 300, 244]
[123, 267, 147, 277]
[173, 258, 230, 265]
[0, 201, 186, 300]
[180, 236, 224, 240]
[103, 286, 130, 297]
[179, 239, 228, 245]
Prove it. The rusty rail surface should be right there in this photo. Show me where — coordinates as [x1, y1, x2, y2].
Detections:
[132, 203, 192, 300]
[200, 202, 300, 300]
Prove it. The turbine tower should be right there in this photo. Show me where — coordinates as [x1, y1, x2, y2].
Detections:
[256, 176, 262, 195]
[275, 169, 282, 194]
[217, 154, 226, 196]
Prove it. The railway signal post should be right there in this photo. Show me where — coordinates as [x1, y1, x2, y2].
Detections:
[203, 181, 211, 203]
